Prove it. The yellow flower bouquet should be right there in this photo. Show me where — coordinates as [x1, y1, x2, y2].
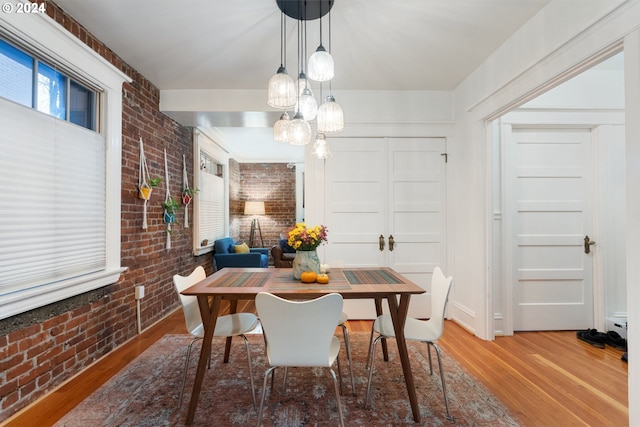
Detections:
[287, 223, 328, 251]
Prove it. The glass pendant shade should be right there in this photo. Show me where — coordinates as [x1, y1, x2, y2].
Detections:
[296, 72, 313, 97]
[288, 112, 312, 146]
[298, 88, 318, 121]
[273, 111, 291, 142]
[317, 95, 344, 133]
[268, 66, 296, 108]
[312, 133, 332, 159]
[308, 45, 334, 82]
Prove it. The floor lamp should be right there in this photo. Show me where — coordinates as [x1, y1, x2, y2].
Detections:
[244, 201, 265, 248]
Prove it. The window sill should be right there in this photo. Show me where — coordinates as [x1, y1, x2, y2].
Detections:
[0, 267, 127, 321]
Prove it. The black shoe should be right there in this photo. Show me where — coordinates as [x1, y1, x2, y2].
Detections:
[605, 331, 627, 351]
[577, 329, 606, 348]
[622, 352, 628, 363]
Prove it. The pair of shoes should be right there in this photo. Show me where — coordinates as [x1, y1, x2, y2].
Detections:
[605, 331, 627, 351]
[577, 329, 606, 348]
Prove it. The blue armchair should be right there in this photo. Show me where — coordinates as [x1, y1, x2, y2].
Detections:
[213, 237, 269, 270]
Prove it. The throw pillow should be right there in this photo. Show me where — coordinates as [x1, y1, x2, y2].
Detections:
[234, 243, 250, 253]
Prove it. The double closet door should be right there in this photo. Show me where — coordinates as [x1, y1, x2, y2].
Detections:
[323, 137, 447, 319]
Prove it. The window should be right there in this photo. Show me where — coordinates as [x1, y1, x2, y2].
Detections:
[193, 130, 229, 255]
[0, 38, 97, 131]
[0, 39, 32, 107]
[0, 12, 129, 319]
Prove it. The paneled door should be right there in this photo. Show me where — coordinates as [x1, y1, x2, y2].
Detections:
[324, 137, 447, 319]
[505, 127, 594, 330]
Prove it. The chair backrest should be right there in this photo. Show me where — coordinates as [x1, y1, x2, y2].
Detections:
[173, 266, 207, 336]
[430, 266, 454, 339]
[255, 292, 343, 367]
[214, 238, 234, 255]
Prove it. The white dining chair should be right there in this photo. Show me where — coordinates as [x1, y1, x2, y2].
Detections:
[255, 292, 346, 427]
[173, 266, 260, 410]
[365, 266, 454, 421]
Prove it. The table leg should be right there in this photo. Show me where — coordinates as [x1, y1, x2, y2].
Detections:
[223, 300, 238, 363]
[186, 295, 221, 425]
[387, 294, 421, 423]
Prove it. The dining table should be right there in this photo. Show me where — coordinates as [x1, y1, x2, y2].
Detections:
[180, 266, 426, 425]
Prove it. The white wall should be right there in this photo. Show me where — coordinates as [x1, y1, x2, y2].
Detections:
[451, 0, 638, 424]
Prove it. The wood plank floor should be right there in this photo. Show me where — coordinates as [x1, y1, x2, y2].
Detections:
[2, 301, 629, 427]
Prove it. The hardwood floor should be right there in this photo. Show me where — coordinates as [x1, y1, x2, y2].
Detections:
[3, 302, 629, 427]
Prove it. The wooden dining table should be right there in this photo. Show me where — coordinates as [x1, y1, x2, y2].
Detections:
[180, 266, 426, 425]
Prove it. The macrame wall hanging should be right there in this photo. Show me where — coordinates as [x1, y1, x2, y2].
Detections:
[138, 137, 154, 230]
[163, 148, 175, 250]
[182, 155, 191, 228]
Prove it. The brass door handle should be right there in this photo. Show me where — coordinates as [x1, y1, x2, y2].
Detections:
[584, 235, 596, 254]
[379, 234, 385, 251]
[388, 235, 395, 251]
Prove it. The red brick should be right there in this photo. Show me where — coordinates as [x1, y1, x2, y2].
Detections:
[7, 324, 41, 344]
[0, 353, 24, 375]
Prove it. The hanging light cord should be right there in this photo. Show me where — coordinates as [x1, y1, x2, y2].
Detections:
[281, 12, 286, 67]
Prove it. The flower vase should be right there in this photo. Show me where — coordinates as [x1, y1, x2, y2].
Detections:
[292, 250, 321, 280]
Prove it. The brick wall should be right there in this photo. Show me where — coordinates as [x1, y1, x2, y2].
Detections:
[230, 162, 297, 256]
[0, 1, 211, 420]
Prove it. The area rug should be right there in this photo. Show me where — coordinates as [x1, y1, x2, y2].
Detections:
[54, 333, 520, 427]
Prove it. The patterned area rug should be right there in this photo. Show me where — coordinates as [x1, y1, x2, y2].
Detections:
[54, 333, 520, 426]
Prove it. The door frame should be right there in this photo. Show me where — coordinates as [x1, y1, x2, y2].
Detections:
[493, 111, 625, 336]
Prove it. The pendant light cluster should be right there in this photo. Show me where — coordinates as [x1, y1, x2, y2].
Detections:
[268, 0, 343, 158]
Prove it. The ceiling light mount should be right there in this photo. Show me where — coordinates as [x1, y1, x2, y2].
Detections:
[276, 0, 333, 21]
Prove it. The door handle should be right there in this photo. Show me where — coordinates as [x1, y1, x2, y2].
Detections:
[379, 234, 385, 251]
[388, 235, 395, 251]
[584, 235, 596, 254]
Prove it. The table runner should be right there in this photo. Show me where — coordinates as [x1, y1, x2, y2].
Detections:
[270, 269, 351, 290]
[206, 271, 272, 288]
[343, 269, 404, 284]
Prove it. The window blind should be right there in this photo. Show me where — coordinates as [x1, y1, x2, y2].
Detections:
[198, 156, 225, 243]
[0, 97, 106, 297]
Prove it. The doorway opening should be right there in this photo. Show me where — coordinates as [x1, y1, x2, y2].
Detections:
[489, 51, 626, 336]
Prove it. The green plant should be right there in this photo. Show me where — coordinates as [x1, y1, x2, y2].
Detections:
[182, 187, 199, 196]
[147, 177, 162, 187]
[163, 196, 181, 213]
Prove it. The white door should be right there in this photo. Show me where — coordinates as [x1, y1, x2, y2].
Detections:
[325, 137, 446, 319]
[506, 127, 594, 330]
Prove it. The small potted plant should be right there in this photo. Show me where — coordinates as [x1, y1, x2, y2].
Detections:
[162, 196, 181, 224]
[181, 186, 199, 205]
[138, 177, 161, 200]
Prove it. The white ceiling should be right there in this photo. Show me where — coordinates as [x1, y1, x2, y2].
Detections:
[52, 0, 552, 161]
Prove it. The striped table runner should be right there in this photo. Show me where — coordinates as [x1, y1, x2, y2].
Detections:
[343, 269, 404, 285]
[209, 272, 272, 288]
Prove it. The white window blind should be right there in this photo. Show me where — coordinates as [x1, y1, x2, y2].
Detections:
[0, 97, 106, 296]
[197, 149, 226, 245]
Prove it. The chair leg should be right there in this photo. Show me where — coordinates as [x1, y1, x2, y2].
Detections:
[178, 337, 202, 408]
[432, 342, 453, 422]
[340, 323, 356, 395]
[365, 323, 376, 368]
[364, 335, 383, 408]
[257, 366, 277, 427]
[241, 334, 257, 410]
[336, 353, 343, 395]
[328, 368, 345, 427]
[282, 367, 288, 390]
[427, 342, 434, 375]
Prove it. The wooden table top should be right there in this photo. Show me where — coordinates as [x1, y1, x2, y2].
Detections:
[181, 267, 425, 300]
